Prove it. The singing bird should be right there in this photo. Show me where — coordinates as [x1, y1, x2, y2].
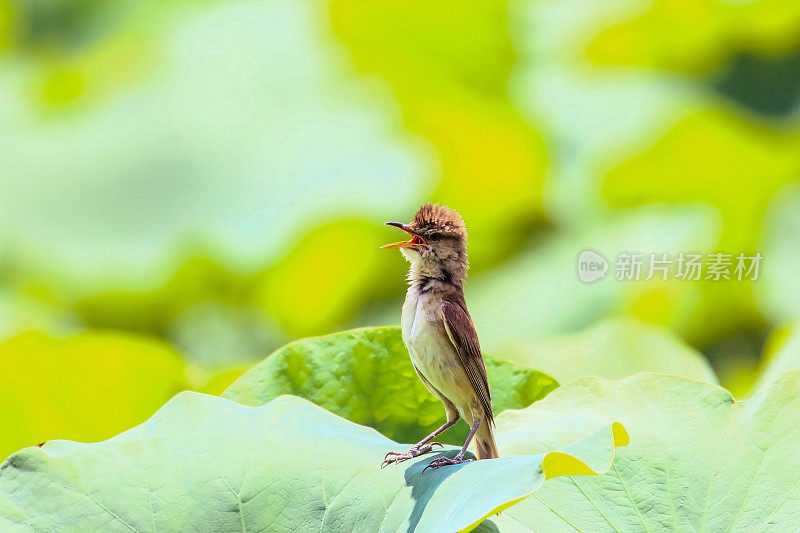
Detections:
[381, 203, 498, 470]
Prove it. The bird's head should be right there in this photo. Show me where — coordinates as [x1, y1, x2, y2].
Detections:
[382, 203, 468, 284]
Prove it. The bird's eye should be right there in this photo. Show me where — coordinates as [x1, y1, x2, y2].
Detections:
[428, 232, 442, 241]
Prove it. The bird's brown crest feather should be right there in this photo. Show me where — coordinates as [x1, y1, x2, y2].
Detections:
[411, 203, 467, 237]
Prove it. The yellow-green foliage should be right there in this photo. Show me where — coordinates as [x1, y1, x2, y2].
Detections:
[0, 330, 185, 460]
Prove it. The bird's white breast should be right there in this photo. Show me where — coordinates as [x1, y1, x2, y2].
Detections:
[401, 288, 468, 409]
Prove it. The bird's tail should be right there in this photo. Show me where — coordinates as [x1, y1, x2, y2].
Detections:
[475, 421, 499, 459]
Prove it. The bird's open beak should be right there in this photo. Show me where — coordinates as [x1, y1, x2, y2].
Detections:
[381, 222, 426, 249]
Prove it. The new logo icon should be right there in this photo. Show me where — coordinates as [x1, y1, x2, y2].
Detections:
[577, 250, 608, 283]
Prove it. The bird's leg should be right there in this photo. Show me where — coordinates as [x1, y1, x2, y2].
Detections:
[423, 418, 482, 472]
[381, 415, 460, 468]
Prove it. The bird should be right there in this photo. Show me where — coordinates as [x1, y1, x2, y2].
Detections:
[380, 203, 498, 470]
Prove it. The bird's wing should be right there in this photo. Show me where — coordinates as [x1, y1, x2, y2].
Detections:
[441, 297, 494, 425]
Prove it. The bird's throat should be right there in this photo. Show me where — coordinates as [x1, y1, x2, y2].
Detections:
[406, 262, 462, 292]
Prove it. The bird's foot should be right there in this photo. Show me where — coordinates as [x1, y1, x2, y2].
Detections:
[422, 455, 474, 472]
[381, 442, 443, 468]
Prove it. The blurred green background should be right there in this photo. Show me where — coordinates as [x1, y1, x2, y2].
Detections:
[2, 0, 800, 459]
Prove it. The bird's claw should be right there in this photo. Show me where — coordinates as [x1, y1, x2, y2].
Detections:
[422, 455, 474, 473]
[381, 442, 443, 468]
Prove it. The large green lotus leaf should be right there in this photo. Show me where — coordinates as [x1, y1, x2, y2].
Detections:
[508, 317, 717, 385]
[475, 371, 800, 531]
[0, 392, 626, 533]
[0, 330, 185, 461]
[223, 327, 558, 445]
